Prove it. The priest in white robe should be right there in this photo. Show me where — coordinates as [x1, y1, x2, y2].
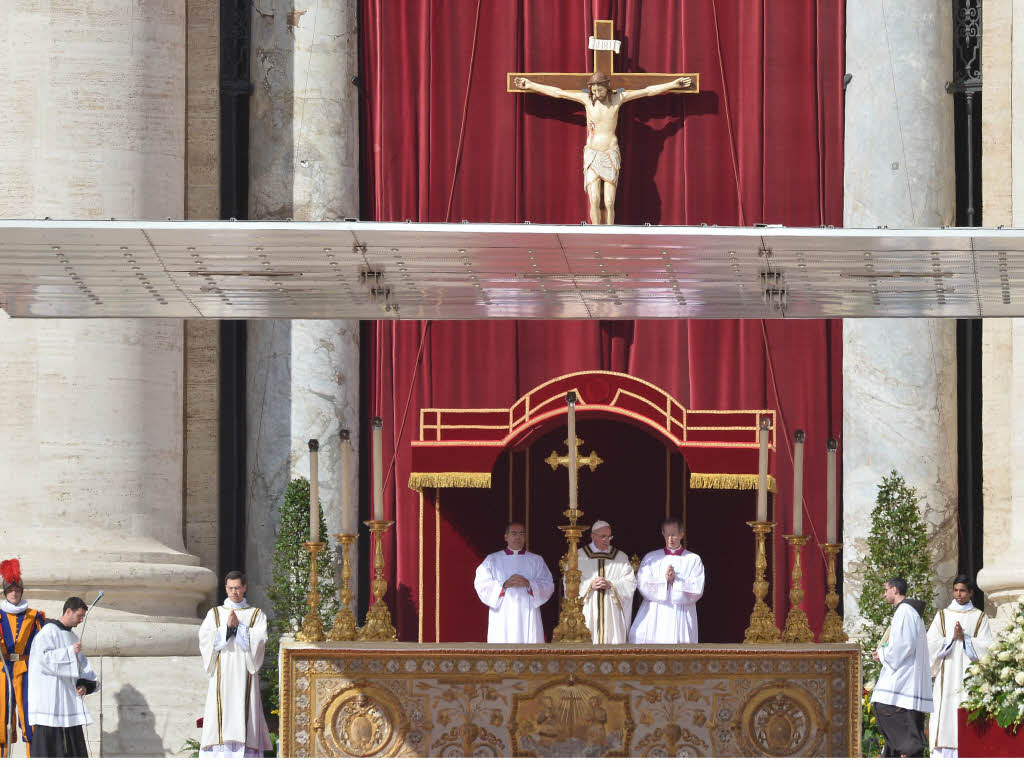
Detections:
[628, 517, 704, 644]
[474, 522, 554, 643]
[26, 596, 99, 759]
[574, 520, 636, 644]
[927, 576, 994, 758]
[871, 577, 933, 758]
[198, 571, 272, 758]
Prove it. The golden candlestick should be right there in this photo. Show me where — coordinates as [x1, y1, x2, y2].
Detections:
[744, 520, 781, 643]
[327, 533, 359, 641]
[358, 519, 397, 641]
[819, 542, 848, 642]
[552, 507, 592, 643]
[781, 534, 815, 643]
[295, 541, 326, 642]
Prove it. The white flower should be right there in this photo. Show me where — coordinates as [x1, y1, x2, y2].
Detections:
[1001, 666, 1013, 680]
[981, 683, 991, 694]
[865, 678, 876, 692]
[1016, 671, 1024, 686]
[999, 650, 1013, 661]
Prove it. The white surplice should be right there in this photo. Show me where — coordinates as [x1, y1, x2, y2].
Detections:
[871, 600, 934, 713]
[927, 600, 994, 758]
[574, 544, 636, 644]
[474, 549, 554, 643]
[27, 621, 99, 728]
[198, 599, 272, 757]
[628, 548, 704, 644]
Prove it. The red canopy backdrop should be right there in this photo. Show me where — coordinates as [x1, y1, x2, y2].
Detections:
[359, 0, 845, 641]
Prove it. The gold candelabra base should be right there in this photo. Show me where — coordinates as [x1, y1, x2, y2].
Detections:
[744, 520, 781, 644]
[781, 534, 815, 643]
[552, 507, 592, 644]
[295, 541, 326, 642]
[358, 520, 397, 642]
[819, 542, 848, 642]
[327, 533, 359, 641]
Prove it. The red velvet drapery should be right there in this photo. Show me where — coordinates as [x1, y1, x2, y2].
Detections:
[360, 0, 845, 641]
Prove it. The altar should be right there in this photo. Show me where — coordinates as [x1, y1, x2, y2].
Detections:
[279, 640, 860, 758]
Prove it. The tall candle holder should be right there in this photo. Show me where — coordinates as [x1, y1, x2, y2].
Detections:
[819, 542, 849, 642]
[327, 533, 359, 641]
[295, 541, 326, 642]
[358, 519, 397, 641]
[552, 506, 592, 643]
[781, 534, 815, 643]
[744, 520, 781, 643]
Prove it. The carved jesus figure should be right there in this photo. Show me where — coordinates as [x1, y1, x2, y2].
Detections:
[514, 71, 692, 225]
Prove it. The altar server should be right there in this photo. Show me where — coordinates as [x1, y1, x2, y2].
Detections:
[629, 517, 704, 644]
[574, 521, 636, 644]
[1, 559, 45, 758]
[198, 571, 272, 758]
[474, 522, 554, 643]
[927, 575, 994, 758]
[871, 577, 933, 758]
[27, 597, 99, 758]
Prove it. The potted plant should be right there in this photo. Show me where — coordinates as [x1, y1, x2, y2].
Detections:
[958, 595, 1024, 756]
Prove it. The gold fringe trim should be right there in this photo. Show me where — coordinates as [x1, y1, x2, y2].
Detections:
[408, 472, 493, 491]
[689, 473, 778, 493]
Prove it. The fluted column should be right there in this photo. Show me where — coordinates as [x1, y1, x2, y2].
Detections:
[246, 0, 361, 614]
[842, 1, 958, 630]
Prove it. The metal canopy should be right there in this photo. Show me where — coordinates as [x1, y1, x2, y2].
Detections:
[1, 219, 1022, 319]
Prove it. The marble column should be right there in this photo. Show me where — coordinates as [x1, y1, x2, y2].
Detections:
[246, 0, 361, 620]
[842, 1, 958, 631]
[0, 0, 217, 756]
[977, 1, 1024, 629]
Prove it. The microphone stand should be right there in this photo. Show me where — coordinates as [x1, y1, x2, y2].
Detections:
[76, 592, 103, 758]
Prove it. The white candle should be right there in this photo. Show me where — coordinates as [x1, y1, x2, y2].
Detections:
[340, 429, 353, 534]
[308, 439, 320, 542]
[827, 438, 838, 543]
[756, 417, 770, 521]
[792, 430, 805, 536]
[567, 393, 578, 510]
[372, 417, 384, 521]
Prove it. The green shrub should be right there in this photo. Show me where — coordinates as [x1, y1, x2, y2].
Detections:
[260, 477, 338, 741]
[855, 470, 936, 755]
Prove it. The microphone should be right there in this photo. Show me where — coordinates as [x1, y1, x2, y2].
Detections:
[79, 591, 104, 644]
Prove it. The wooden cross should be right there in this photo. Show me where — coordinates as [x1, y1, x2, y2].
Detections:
[507, 19, 699, 95]
[545, 436, 604, 477]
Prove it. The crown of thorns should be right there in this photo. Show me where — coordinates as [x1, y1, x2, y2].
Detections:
[587, 71, 611, 86]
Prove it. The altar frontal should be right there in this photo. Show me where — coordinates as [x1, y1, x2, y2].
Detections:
[279, 641, 859, 757]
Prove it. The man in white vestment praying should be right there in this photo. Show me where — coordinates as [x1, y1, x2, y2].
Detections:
[198, 571, 272, 758]
[474, 522, 555, 643]
[573, 520, 636, 644]
[927, 575, 994, 758]
[628, 517, 704, 644]
[870, 576, 933, 758]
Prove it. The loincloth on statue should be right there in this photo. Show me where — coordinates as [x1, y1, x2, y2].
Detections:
[583, 146, 621, 191]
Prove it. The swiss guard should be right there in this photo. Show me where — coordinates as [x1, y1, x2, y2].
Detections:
[0, 559, 45, 757]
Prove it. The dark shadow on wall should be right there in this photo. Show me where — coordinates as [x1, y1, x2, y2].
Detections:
[102, 683, 167, 757]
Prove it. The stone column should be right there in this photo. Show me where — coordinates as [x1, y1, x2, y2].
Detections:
[0, 0, 217, 756]
[978, 1, 1024, 629]
[1, 0, 218, 757]
[246, 0, 361, 618]
[842, 1, 958, 630]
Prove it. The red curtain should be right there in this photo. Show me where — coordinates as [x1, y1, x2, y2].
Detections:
[360, 0, 845, 640]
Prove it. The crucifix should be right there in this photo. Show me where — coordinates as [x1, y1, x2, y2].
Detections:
[508, 19, 700, 225]
[545, 436, 604, 489]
